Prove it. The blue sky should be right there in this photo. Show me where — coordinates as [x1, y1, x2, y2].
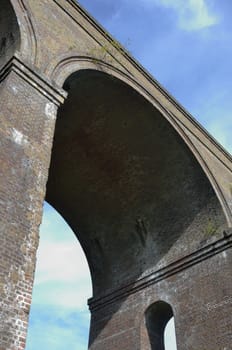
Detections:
[26, 0, 232, 349]
[26, 202, 91, 350]
[78, 0, 232, 154]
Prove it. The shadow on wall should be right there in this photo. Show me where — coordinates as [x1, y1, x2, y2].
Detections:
[0, 0, 20, 68]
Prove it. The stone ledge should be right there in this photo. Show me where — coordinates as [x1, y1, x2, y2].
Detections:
[89, 230, 232, 311]
[0, 54, 67, 106]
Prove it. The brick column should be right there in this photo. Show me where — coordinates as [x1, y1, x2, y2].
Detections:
[0, 56, 65, 349]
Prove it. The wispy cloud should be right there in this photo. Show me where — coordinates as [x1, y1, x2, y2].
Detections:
[33, 202, 92, 310]
[36, 241, 90, 284]
[26, 202, 92, 349]
[27, 306, 90, 350]
[143, 0, 219, 31]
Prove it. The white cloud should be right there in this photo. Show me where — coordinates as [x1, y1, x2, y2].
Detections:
[35, 241, 90, 284]
[32, 280, 91, 310]
[32, 202, 92, 310]
[143, 0, 219, 31]
[27, 203, 92, 349]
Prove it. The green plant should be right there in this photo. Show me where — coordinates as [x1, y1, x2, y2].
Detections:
[203, 218, 218, 237]
[88, 38, 131, 66]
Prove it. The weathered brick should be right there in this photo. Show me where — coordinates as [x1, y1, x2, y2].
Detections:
[0, 1, 232, 350]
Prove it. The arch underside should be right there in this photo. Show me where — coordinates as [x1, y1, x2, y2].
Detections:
[0, 0, 20, 68]
[145, 301, 174, 350]
[46, 69, 226, 297]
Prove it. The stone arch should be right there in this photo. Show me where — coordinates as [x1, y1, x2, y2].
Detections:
[143, 300, 176, 350]
[15, 0, 38, 65]
[0, 0, 37, 69]
[50, 56, 231, 226]
[50, 55, 134, 87]
[46, 67, 227, 300]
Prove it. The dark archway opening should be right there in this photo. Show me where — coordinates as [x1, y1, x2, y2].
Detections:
[0, 0, 20, 68]
[45, 69, 226, 345]
[145, 301, 177, 350]
[47, 69, 226, 297]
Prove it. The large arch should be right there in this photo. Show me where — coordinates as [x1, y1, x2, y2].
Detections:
[46, 68, 227, 299]
[50, 57, 232, 226]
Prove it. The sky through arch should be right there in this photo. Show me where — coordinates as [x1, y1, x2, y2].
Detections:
[26, 204, 177, 349]
[26, 202, 92, 350]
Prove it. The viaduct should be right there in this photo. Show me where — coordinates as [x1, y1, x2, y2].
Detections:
[0, 0, 232, 349]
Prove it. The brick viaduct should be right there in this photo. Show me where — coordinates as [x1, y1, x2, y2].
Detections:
[0, 1, 232, 349]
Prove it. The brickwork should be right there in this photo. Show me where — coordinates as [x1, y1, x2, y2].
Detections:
[0, 58, 63, 349]
[0, 1, 232, 349]
[88, 232, 232, 350]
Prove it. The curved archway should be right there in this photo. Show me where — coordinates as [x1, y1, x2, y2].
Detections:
[145, 301, 177, 350]
[0, 0, 21, 68]
[46, 68, 227, 300]
[50, 57, 231, 226]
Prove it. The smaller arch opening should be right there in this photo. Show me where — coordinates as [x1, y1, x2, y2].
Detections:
[145, 301, 177, 350]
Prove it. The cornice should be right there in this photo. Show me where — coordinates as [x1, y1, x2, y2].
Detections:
[0, 54, 67, 106]
[88, 230, 232, 311]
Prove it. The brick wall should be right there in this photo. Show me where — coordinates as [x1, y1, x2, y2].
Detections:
[0, 60, 62, 349]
